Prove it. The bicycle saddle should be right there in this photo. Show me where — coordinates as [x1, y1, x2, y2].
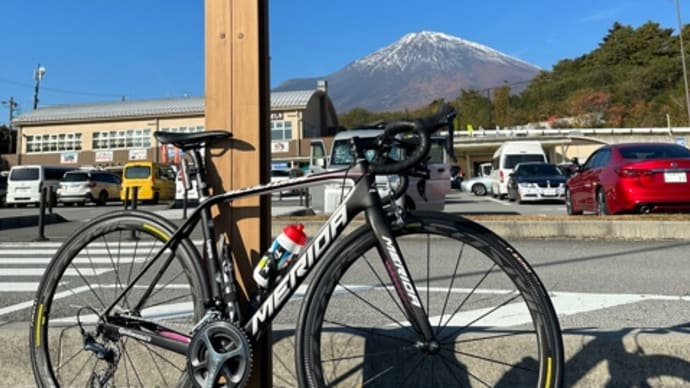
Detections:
[154, 130, 232, 150]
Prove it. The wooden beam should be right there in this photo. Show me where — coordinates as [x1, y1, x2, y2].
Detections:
[205, 0, 271, 386]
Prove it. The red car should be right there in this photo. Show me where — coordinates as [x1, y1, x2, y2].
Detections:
[566, 142, 690, 215]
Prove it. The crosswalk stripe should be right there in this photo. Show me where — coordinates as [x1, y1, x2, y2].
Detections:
[0, 268, 112, 276]
[0, 282, 39, 292]
[0, 257, 148, 265]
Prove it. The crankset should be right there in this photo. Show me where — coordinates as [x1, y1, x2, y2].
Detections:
[187, 320, 253, 388]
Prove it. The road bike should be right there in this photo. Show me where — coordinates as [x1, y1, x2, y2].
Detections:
[29, 105, 564, 387]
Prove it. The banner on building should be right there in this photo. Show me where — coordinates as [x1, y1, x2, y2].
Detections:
[129, 149, 148, 160]
[271, 141, 289, 153]
[95, 150, 113, 162]
[61, 152, 78, 164]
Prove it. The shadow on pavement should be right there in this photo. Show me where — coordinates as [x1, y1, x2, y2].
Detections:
[0, 213, 68, 231]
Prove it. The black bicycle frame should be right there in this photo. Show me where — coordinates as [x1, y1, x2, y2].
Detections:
[101, 158, 434, 354]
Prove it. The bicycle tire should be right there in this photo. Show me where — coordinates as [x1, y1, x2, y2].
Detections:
[296, 211, 563, 388]
[29, 210, 207, 388]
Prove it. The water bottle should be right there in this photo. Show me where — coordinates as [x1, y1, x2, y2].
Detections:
[253, 223, 307, 289]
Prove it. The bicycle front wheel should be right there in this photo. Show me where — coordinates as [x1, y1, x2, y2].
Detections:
[29, 210, 207, 388]
[296, 211, 563, 388]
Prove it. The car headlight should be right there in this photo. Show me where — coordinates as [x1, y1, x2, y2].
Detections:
[518, 182, 536, 188]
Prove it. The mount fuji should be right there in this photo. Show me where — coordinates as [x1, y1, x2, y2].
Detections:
[272, 31, 542, 112]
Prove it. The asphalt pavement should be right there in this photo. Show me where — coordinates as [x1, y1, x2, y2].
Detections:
[3, 197, 690, 386]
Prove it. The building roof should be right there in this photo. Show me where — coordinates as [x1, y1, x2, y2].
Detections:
[13, 90, 323, 125]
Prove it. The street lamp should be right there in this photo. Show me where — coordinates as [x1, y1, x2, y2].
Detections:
[33, 64, 46, 110]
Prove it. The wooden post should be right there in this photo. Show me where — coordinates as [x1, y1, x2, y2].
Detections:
[205, 1, 271, 387]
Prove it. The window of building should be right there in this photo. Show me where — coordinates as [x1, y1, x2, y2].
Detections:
[26, 133, 82, 153]
[92, 129, 152, 150]
[271, 121, 292, 140]
[160, 126, 205, 134]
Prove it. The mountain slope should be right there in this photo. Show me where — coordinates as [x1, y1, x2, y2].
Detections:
[273, 31, 541, 112]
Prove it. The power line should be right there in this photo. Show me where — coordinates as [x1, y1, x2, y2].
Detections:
[0, 77, 126, 98]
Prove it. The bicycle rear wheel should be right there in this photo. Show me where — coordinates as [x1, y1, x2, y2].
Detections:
[29, 211, 207, 388]
[296, 211, 563, 388]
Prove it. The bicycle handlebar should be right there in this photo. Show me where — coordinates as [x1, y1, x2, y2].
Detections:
[369, 104, 457, 175]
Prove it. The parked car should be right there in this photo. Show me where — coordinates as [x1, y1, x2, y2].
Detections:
[271, 168, 305, 196]
[120, 161, 176, 204]
[489, 141, 547, 199]
[460, 163, 493, 196]
[0, 174, 7, 207]
[450, 165, 464, 189]
[57, 170, 122, 206]
[507, 162, 567, 203]
[566, 142, 690, 215]
[175, 163, 200, 204]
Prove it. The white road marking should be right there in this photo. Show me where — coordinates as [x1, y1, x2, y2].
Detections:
[0, 282, 39, 292]
[0, 268, 112, 276]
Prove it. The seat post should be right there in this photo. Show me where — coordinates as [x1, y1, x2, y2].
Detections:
[188, 147, 210, 199]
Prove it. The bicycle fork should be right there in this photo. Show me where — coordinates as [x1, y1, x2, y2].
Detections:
[367, 206, 435, 343]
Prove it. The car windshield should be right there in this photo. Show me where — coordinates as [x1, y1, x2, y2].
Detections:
[125, 166, 151, 179]
[271, 170, 291, 177]
[517, 164, 561, 176]
[331, 139, 402, 167]
[9, 168, 39, 181]
[619, 144, 690, 160]
[61, 172, 90, 182]
[504, 154, 545, 169]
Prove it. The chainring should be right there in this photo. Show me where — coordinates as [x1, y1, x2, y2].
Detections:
[187, 320, 253, 388]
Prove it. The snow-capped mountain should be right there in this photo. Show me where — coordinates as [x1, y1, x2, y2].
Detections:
[273, 31, 542, 113]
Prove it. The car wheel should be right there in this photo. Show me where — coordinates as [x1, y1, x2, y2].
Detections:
[565, 189, 582, 215]
[471, 183, 487, 196]
[596, 188, 610, 216]
[97, 191, 108, 206]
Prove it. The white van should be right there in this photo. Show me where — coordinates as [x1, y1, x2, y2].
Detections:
[310, 129, 451, 213]
[6, 165, 74, 207]
[489, 141, 547, 199]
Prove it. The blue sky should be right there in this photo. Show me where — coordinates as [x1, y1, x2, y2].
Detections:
[1, 0, 689, 123]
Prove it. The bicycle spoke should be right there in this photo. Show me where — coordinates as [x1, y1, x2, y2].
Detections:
[451, 347, 537, 372]
[322, 318, 416, 346]
[438, 262, 498, 334]
[436, 352, 471, 387]
[68, 262, 107, 310]
[360, 254, 408, 319]
[63, 352, 95, 387]
[82, 244, 109, 307]
[425, 233, 431, 319]
[144, 341, 171, 387]
[146, 269, 186, 301]
[439, 292, 521, 343]
[334, 282, 417, 336]
[450, 330, 529, 345]
[396, 354, 425, 387]
[436, 241, 465, 335]
[121, 339, 145, 387]
[101, 234, 132, 309]
[141, 291, 192, 311]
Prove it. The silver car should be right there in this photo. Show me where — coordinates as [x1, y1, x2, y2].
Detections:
[57, 170, 122, 206]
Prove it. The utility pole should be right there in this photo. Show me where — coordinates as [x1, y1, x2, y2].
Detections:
[676, 0, 690, 126]
[1, 97, 18, 154]
[2, 97, 17, 126]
